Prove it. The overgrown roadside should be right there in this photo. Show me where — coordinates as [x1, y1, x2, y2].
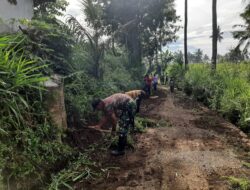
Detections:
[79, 86, 250, 190]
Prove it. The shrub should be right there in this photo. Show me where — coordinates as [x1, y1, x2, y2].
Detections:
[166, 63, 185, 89]
[64, 47, 143, 127]
[0, 35, 47, 132]
[177, 62, 250, 131]
[0, 35, 74, 189]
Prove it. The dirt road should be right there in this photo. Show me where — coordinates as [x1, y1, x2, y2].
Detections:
[83, 86, 250, 190]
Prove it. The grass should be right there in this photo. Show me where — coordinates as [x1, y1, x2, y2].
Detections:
[136, 117, 172, 129]
[225, 176, 250, 190]
[167, 62, 250, 131]
[243, 162, 250, 169]
[48, 153, 100, 190]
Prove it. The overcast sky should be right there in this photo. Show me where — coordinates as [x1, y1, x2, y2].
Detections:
[65, 0, 246, 56]
[168, 0, 245, 56]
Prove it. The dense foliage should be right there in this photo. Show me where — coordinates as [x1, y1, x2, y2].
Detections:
[233, 2, 250, 55]
[0, 2, 144, 188]
[1, 0, 249, 189]
[167, 62, 250, 131]
[0, 35, 75, 189]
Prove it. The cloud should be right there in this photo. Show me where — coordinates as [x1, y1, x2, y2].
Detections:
[63, 0, 246, 56]
[57, 0, 88, 28]
[168, 0, 246, 56]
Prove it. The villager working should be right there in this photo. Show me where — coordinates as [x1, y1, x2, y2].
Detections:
[125, 90, 146, 113]
[91, 93, 136, 156]
[170, 77, 175, 93]
[152, 74, 158, 91]
[143, 74, 152, 97]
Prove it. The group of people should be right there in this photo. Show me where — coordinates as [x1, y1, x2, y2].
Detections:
[91, 90, 146, 156]
[90, 74, 175, 156]
[143, 74, 158, 96]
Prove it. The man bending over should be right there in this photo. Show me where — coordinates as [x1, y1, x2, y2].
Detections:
[91, 93, 136, 156]
[125, 90, 146, 113]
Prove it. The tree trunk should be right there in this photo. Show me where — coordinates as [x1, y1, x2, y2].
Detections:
[212, 0, 217, 71]
[147, 57, 153, 73]
[184, 0, 188, 70]
[128, 28, 142, 67]
[93, 34, 103, 79]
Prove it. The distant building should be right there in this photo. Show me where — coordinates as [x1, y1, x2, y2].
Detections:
[0, 0, 34, 33]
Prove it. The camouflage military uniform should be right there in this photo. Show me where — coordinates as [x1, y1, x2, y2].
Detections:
[103, 93, 136, 134]
[117, 100, 137, 134]
[101, 93, 137, 155]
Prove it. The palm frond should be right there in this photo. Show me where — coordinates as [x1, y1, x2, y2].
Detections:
[66, 15, 94, 45]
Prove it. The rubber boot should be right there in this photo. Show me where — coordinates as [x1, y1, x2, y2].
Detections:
[170, 85, 174, 93]
[136, 97, 141, 113]
[111, 133, 126, 156]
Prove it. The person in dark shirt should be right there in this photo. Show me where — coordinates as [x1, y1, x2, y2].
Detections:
[170, 77, 175, 93]
[144, 74, 152, 97]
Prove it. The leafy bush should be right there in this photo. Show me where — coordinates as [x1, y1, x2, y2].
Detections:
[64, 47, 142, 127]
[0, 35, 47, 132]
[166, 63, 185, 89]
[184, 64, 213, 105]
[0, 35, 74, 189]
[19, 18, 74, 75]
[179, 63, 250, 131]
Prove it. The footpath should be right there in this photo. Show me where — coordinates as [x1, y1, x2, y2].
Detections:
[81, 86, 250, 190]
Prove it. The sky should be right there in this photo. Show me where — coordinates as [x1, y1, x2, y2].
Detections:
[168, 0, 246, 56]
[64, 0, 246, 57]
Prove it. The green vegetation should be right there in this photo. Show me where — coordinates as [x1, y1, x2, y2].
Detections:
[167, 63, 250, 131]
[243, 162, 250, 169]
[225, 176, 250, 190]
[48, 154, 99, 190]
[1, 0, 250, 189]
[136, 117, 172, 129]
[1, 0, 180, 188]
[0, 35, 74, 189]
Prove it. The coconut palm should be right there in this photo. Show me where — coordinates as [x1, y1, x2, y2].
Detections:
[184, 0, 188, 70]
[210, 26, 224, 42]
[211, 0, 218, 71]
[233, 3, 250, 54]
[217, 26, 224, 42]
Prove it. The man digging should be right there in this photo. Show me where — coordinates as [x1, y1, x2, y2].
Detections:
[91, 93, 136, 156]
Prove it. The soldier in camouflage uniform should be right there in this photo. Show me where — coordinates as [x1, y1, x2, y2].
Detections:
[91, 93, 136, 156]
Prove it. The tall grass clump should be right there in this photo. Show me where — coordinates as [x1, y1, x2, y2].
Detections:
[166, 63, 185, 89]
[168, 62, 250, 131]
[0, 35, 47, 132]
[0, 35, 75, 189]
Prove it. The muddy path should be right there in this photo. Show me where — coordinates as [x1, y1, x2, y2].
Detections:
[80, 86, 250, 190]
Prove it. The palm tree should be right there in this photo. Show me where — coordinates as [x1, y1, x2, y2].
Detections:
[184, 0, 188, 70]
[211, 0, 217, 71]
[210, 26, 224, 42]
[233, 3, 250, 55]
[217, 26, 224, 42]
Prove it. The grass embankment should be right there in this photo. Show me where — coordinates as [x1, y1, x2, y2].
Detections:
[168, 62, 250, 132]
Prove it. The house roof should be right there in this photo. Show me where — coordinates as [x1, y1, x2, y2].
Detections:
[7, 0, 56, 6]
